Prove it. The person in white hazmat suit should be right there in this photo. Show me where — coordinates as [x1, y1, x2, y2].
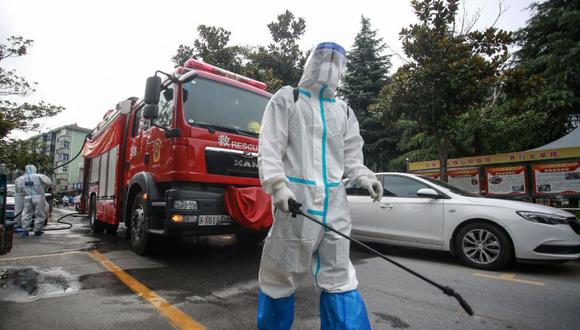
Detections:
[14, 165, 52, 236]
[257, 42, 384, 330]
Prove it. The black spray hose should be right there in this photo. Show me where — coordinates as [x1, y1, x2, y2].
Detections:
[8, 211, 88, 231]
[42, 212, 87, 231]
[288, 199, 474, 316]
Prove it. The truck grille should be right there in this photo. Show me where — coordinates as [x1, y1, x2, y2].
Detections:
[205, 147, 259, 179]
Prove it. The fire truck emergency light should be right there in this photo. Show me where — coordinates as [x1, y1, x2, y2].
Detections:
[184, 59, 267, 91]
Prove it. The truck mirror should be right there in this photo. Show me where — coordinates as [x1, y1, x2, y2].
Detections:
[143, 104, 159, 120]
[144, 76, 161, 105]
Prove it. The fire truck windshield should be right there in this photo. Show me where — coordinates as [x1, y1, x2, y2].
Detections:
[183, 77, 269, 136]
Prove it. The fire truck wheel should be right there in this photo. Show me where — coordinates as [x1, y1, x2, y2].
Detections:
[89, 195, 105, 234]
[130, 191, 150, 255]
[235, 230, 268, 246]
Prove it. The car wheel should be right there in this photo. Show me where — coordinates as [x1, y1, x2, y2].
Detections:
[235, 230, 268, 246]
[130, 192, 150, 255]
[455, 222, 513, 270]
[89, 195, 105, 234]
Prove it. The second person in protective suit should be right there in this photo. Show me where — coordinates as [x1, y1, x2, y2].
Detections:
[14, 165, 52, 236]
[257, 42, 383, 329]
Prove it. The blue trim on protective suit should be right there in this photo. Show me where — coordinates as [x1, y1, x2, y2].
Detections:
[307, 209, 324, 216]
[315, 42, 346, 56]
[319, 85, 330, 226]
[328, 181, 340, 188]
[314, 250, 321, 286]
[287, 176, 316, 185]
[320, 290, 371, 330]
[257, 289, 294, 330]
[298, 88, 311, 97]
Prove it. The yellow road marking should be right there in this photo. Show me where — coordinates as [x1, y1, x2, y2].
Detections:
[0, 250, 86, 262]
[89, 250, 206, 330]
[473, 272, 545, 286]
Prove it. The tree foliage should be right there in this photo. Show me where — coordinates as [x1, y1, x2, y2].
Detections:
[0, 36, 63, 174]
[0, 139, 53, 174]
[514, 0, 580, 136]
[172, 25, 243, 72]
[0, 36, 64, 140]
[342, 16, 391, 116]
[171, 11, 306, 93]
[377, 0, 512, 180]
[245, 10, 306, 91]
[341, 16, 393, 171]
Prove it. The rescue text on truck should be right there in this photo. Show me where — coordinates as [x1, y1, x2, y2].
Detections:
[81, 59, 272, 254]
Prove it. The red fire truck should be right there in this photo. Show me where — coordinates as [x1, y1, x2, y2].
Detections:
[81, 59, 272, 254]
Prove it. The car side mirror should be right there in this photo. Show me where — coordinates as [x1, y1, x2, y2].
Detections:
[417, 188, 440, 198]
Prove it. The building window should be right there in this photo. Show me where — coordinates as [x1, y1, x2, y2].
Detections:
[59, 153, 69, 161]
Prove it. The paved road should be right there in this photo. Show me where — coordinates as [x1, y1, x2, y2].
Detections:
[1, 208, 579, 329]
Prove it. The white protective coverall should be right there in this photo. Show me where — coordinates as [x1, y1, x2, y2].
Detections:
[14, 165, 52, 231]
[257, 42, 382, 330]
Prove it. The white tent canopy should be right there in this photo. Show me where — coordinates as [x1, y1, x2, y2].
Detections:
[531, 127, 580, 150]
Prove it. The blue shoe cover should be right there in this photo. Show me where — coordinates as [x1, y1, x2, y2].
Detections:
[34, 230, 44, 236]
[257, 289, 294, 330]
[320, 290, 371, 330]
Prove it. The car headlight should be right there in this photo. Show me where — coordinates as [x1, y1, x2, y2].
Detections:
[516, 211, 569, 225]
[174, 200, 198, 210]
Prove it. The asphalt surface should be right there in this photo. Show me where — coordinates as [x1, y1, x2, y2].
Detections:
[1, 207, 579, 329]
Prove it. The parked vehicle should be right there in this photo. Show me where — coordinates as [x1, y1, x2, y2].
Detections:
[347, 172, 580, 270]
[80, 59, 271, 254]
[5, 184, 15, 220]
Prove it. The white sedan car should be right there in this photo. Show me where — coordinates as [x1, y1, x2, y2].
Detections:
[348, 172, 580, 270]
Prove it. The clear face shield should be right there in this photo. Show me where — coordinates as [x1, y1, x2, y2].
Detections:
[298, 42, 347, 94]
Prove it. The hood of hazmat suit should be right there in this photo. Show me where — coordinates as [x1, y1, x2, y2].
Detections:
[257, 42, 374, 330]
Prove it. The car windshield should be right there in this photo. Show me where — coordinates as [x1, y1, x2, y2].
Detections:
[7, 184, 15, 197]
[183, 77, 270, 136]
[419, 175, 477, 197]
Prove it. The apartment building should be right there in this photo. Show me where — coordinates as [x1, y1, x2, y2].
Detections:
[29, 124, 92, 192]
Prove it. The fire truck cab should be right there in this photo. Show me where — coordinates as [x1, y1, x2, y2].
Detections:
[82, 60, 271, 254]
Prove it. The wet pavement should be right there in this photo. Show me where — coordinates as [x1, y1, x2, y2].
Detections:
[1, 207, 579, 329]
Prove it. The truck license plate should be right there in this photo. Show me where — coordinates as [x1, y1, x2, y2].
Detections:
[198, 215, 232, 226]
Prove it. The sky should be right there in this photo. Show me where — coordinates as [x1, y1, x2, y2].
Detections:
[1, 0, 536, 139]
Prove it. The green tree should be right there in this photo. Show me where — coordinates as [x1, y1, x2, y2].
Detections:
[1, 36, 63, 173]
[376, 0, 512, 180]
[514, 0, 580, 136]
[172, 25, 243, 72]
[1, 36, 64, 140]
[245, 10, 306, 91]
[340, 16, 392, 171]
[342, 16, 391, 116]
[0, 139, 53, 174]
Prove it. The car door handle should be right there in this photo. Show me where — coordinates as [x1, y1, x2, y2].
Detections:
[379, 203, 393, 209]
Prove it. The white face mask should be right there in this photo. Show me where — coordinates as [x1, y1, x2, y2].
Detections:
[298, 42, 347, 94]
